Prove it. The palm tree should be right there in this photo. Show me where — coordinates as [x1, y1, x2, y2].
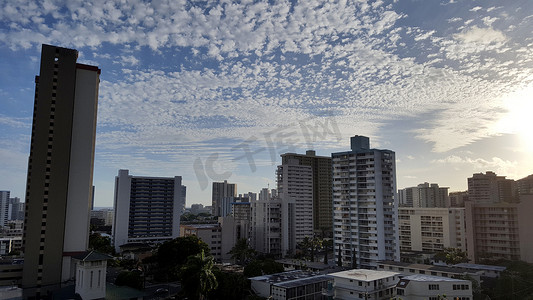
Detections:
[228, 238, 256, 265]
[180, 250, 218, 300]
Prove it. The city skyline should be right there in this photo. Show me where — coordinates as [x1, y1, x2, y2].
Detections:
[1, 1, 532, 207]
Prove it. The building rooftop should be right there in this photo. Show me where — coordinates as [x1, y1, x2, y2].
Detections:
[329, 269, 399, 281]
[379, 260, 480, 275]
[401, 274, 470, 283]
[182, 224, 220, 229]
[73, 250, 113, 261]
[452, 263, 507, 272]
[249, 270, 322, 283]
[274, 274, 332, 289]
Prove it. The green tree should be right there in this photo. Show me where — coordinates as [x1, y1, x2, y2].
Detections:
[180, 250, 218, 300]
[243, 259, 284, 277]
[88, 232, 115, 255]
[209, 269, 250, 300]
[228, 238, 256, 265]
[322, 239, 333, 265]
[115, 270, 143, 289]
[156, 235, 210, 279]
[434, 247, 469, 265]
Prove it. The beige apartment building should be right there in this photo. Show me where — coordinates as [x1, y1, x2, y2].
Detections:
[465, 195, 533, 263]
[398, 207, 466, 253]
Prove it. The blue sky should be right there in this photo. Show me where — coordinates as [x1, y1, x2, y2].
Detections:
[1, 0, 532, 207]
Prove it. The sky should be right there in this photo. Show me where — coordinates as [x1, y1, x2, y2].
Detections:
[1, 0, 532, 208]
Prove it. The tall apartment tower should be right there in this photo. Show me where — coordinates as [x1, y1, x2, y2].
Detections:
[277, 159, 313, 245]
[332, 135, 400, 269]
[468, 171, 517, 204]
[281, 151, 333, 237]
[212, 180, 237, 216]
[398, 183, 449, 208]
[112, 169, 186, 252]
[517, 174, 533, 195]
[0, 191, 10, 227]
[22, 44, 100, 297]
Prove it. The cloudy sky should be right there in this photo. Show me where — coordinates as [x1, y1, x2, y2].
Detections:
[1, 0, 532, 207]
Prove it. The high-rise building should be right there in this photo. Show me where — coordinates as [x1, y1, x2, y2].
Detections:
[449, 191, 468, 207]
[0, 191, 10, 227]
[281, 150, 333, 237]
[8, 197, 24, 221]
[277, 158, 313, 245]
[468, 171, 517, 204]
[332, 135, 400, 269]
[398, 207, 466, 253]
[212, 180, 237, 216]
[22, 44, 100, 297]
[251, 194, 296, 257]
[517, 174, 533, 195]
[112, 169, 186, 252]
[465, 194, 533, 263]
[398, 183, 449, 208]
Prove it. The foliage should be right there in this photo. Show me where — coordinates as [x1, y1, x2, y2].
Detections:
[179, 250, 218, 300]
[208, 269, 250, 300]
[156, 235, 210, 280]
[322, 239, 333, 265]
[297, 236, 323, 262]
[243, 259, 284, 278]
[115, 270, 143, 290]
[485, 260, 533, 299]
[229, 238, 256, 265]
[434, 247, 469, 265]
[88, 232, 115, 255]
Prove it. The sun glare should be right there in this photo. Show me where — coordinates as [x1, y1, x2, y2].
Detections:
[494, 85, 533, 152]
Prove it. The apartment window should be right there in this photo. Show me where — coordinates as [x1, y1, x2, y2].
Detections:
[429, 284, 439, 290]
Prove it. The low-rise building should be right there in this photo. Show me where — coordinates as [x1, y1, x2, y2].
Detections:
[396, 274, 472, 300]
[180, 224, 223, 261]
[249, 270, 332, 300]
[328, 269, 400, 300]
[377, 261, 482, 284]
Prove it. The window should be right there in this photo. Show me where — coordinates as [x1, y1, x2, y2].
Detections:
[429, 284, 439, 290]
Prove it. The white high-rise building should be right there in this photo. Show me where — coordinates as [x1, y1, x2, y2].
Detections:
[251, 189, 296, 256]
[398, 182, 449, 208]
[277, 159, 313, 245]
[332, 135, 400, 269]
[112, 169, 186, 252]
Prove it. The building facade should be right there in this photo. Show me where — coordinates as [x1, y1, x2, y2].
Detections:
[212, 180, 237, 217]
[0, 191, 9, 227]
[398, 183, 449, 208]
[22, 44, 100, 297]
[396, 274, 472, 300]
[465, 195, 533, 263]
[277, 160, 313, 245]
[332, 135, 400, 269]
[251, 191, 296, 256]
[329, 269, 400, 300]
[467, 171, 517, 204]
[398, 207, 466, 253]
[112, 169, 186, 252]
[281, 151, 332, 237]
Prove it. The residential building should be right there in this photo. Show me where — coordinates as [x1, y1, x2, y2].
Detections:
[328, 269, 400, 300]
[398, 183, 449, 208]
[517, 174, 533, 195]
[0, 191, 9, 227]
[221, 193, 251, 218]
[251, 190, 296, 256]
[396, 274, 472, 300]
[449, 191, 468, 207]
[332, 135, 400, 269]
[249, 270, 332, 300]
[212, 180, 237, 216]
[232, 199, 252, 241]
[180, 224, 224, 261]
[90, 209, 114, 226]
[112, 169, 186, 252]
[465, 195, 533, 263]
[277, 159, 313, 245]
[398, 207, 466, 253]
[377, 261, 482, 284]
[22, 44, 100, 297]
[281, 151, 333, 237]
[467, 171, 517, 204]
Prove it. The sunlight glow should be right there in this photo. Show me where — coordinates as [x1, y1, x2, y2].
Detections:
[494, 84, 533, 152]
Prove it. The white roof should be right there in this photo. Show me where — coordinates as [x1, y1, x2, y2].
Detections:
[329, 269, 399, 281]
[402, 274, 470, 283]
